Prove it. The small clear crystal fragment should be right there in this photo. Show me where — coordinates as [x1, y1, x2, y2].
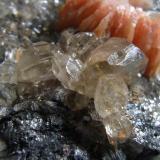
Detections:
[94, 75, 128, 119]
[17, 42, 54, 83]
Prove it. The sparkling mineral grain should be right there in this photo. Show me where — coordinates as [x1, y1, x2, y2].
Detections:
[127, 78, 160, 151]
[0, 0, 64, 42]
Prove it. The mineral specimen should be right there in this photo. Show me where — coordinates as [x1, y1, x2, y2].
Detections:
[2, 28, 159, 152]
[0, 0, 159, 157]
[51, 30, 148, 143]
[56, 0, 160, 77]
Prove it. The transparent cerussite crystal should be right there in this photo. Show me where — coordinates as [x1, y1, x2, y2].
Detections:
[94, 75, 132, 143]
[16, 42, 54, 83]
[51, 30, 148, 143]
[94, 75, 128, 119]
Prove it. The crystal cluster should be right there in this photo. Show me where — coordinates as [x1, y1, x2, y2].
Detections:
[51, 30, 148, 143]
[1, 29, 160, 151]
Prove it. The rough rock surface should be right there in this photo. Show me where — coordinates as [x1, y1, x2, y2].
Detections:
[0, 86, 159, 160]
[0, 100, 90, 160]
[0, 0, 159, 159]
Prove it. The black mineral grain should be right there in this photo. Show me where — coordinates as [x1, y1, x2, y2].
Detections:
[0, 100, 90, 160]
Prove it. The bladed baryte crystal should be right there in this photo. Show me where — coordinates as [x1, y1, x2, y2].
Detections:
[51, 30, 148, 142]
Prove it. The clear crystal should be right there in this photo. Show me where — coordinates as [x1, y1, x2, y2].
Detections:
[94, 74, 132, 142]
[94, 75, 128, 119]
[103, 114, 132, 143]
[52, 30, 107, 97]
[52, 31, 147, 97]
[85, 37, 148, 83]
[17, 42, 54, 83]
[0, 61, 17, 84]
[51, 30, 147, 142]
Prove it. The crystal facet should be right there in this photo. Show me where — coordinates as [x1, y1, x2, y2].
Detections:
[16, 42, 54, 83]
[94, 75, 128, 119]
